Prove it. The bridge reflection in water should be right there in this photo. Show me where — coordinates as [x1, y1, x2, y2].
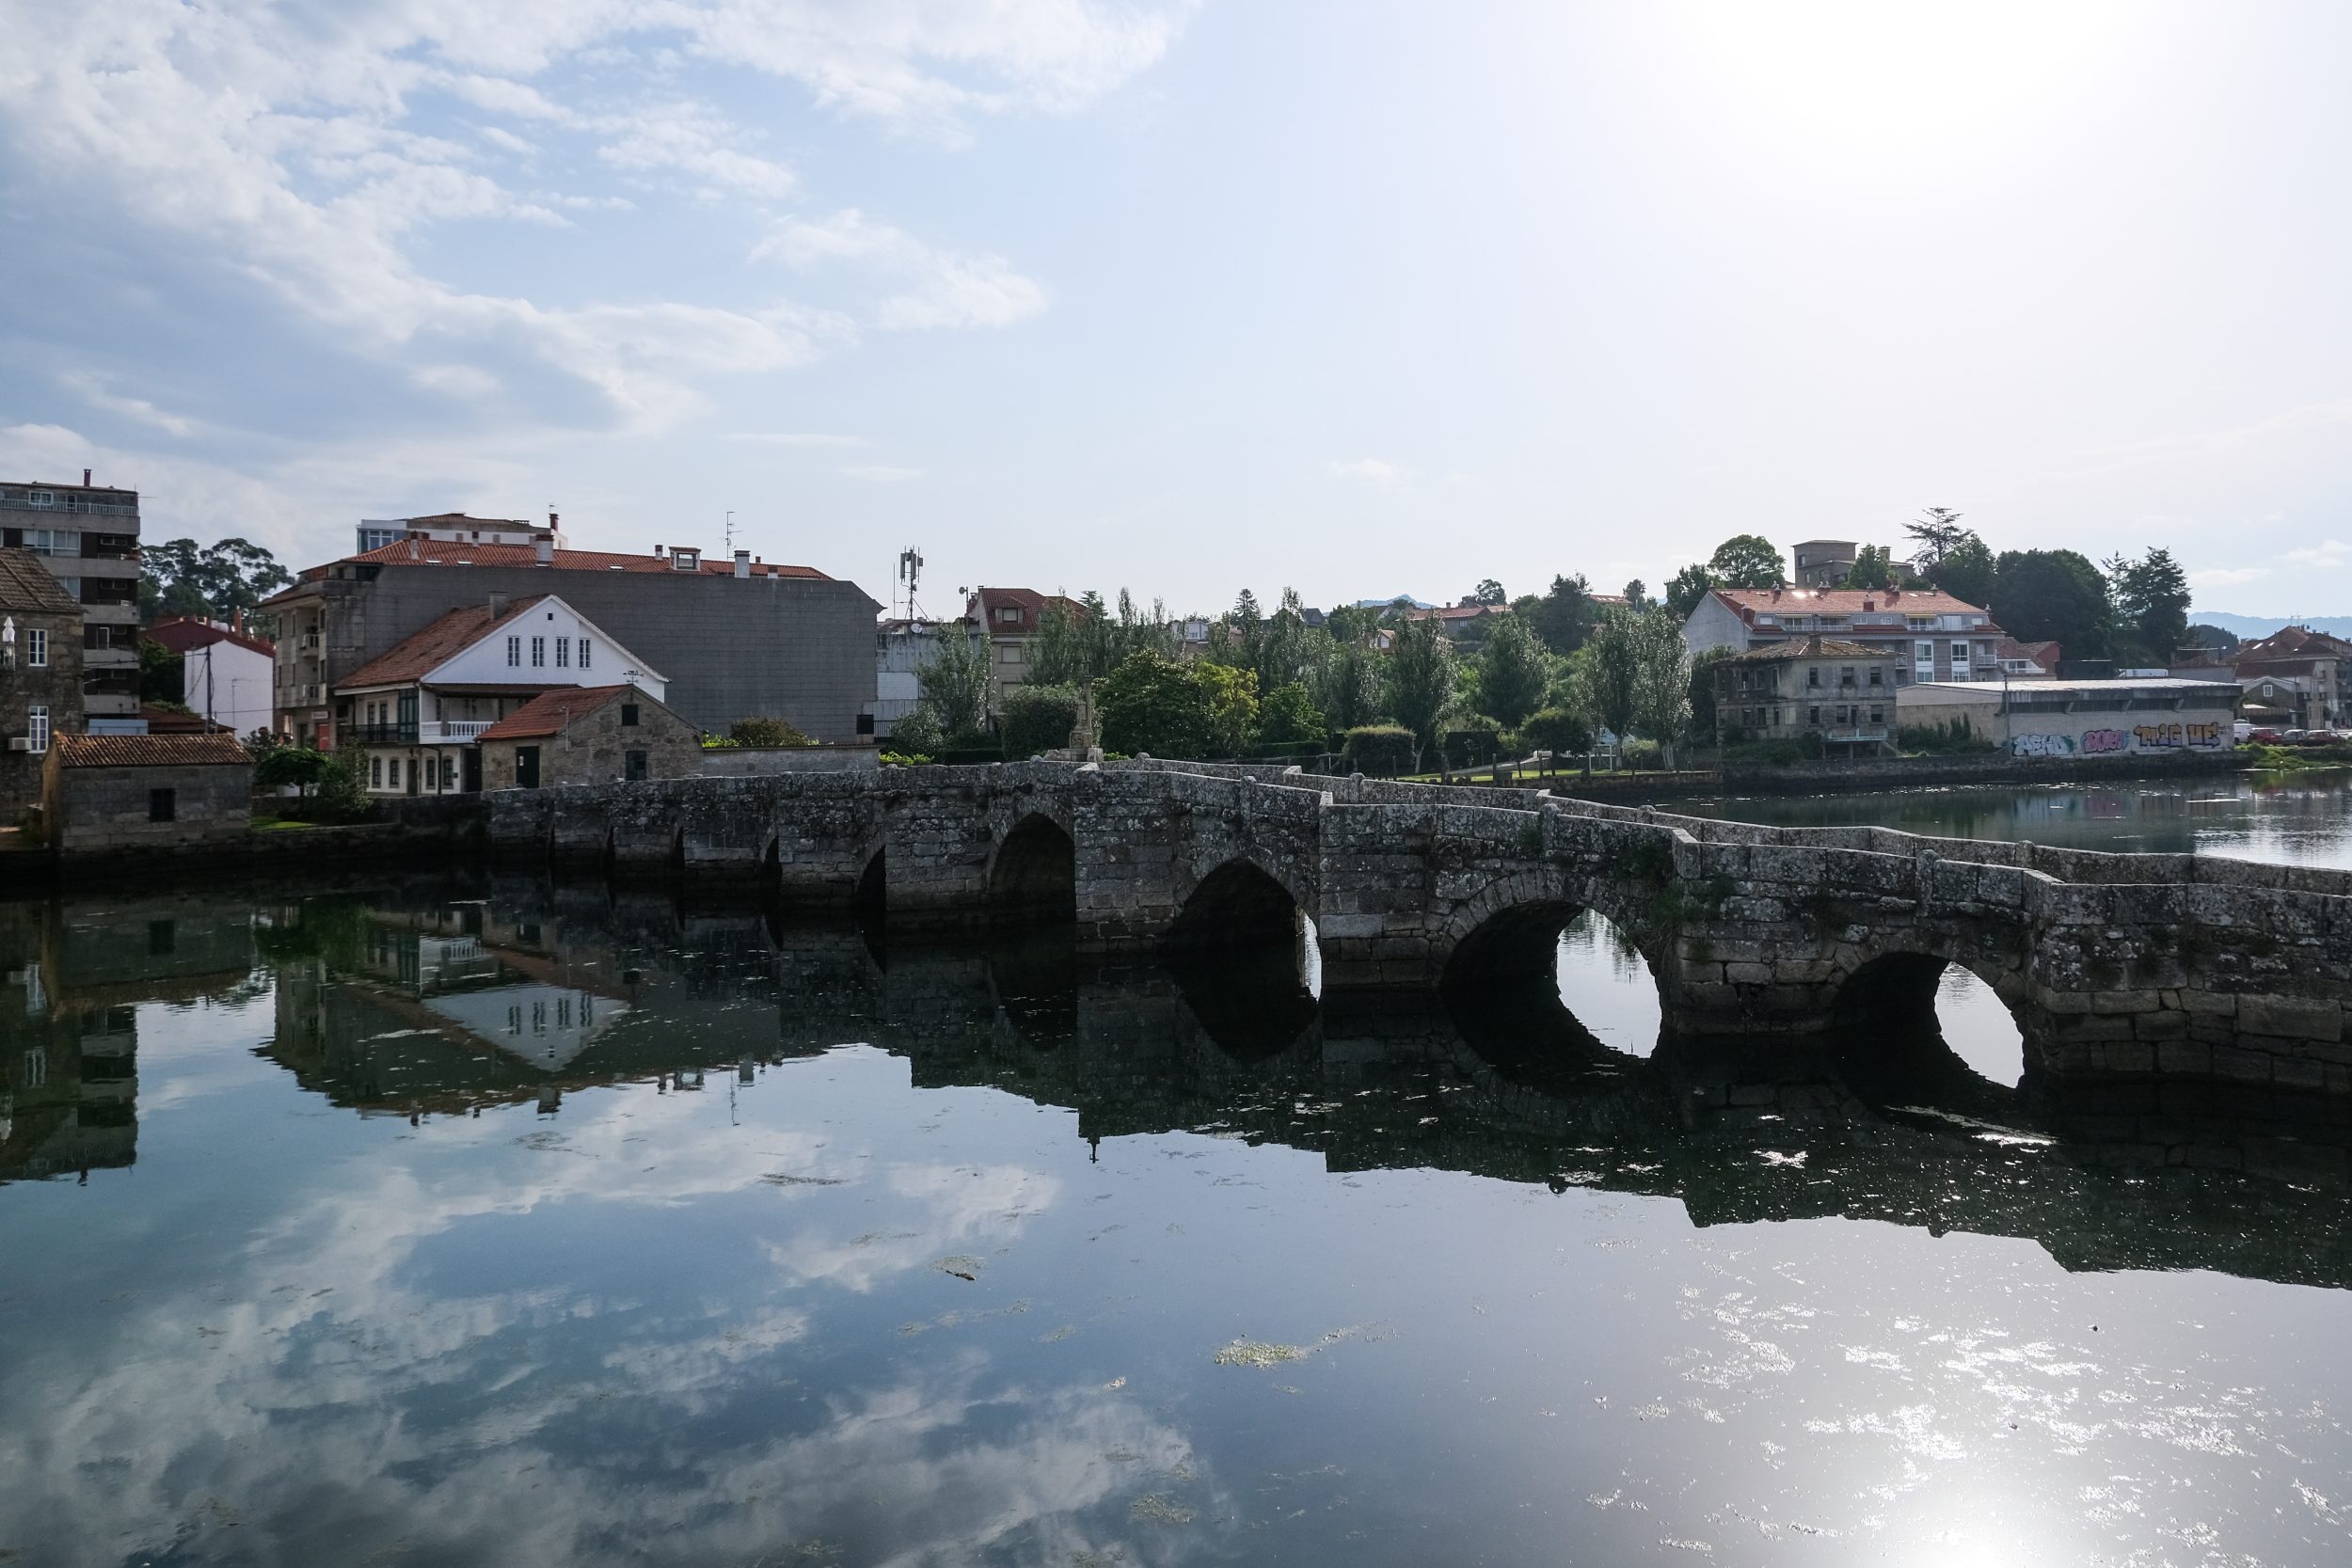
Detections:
[25, 879, 2276, 1291]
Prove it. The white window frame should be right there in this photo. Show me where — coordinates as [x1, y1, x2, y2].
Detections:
[555, 637, 569, 669]
[25, 705, 50, 753]
[531, 636, 546, 668]
[579, 638, 591, 670]
[506, 635, 521, 667]
[25, 627, 46, 668]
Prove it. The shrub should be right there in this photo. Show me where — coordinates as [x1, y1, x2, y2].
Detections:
[1898, 718, 1993, 756]
[1619, 739, 1664, 771]
[1000, 684, 1079, 758]
[1258, 682, 1327, 746]
[315, 746, 372, 823]
[731, 716, 814, 748]
[1341, 723, 1416, 774]
[879, 750, 933, 767]
[1518, 705, 1593, 757]
[251, 741, 335, 796]
[888, 706, 946, 754]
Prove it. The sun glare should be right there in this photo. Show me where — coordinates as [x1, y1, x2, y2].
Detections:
[1670, 0, 2136, 168]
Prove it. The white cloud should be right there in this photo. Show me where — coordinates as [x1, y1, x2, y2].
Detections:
[840, 463, 925, 483]
[755, 210, 1047, 330]
[596, 103, 799, 199]
[2280, 540, 2352, 568]
[723, 431, 869, 447]
[2188, 566, 2273, 589]
[1328, 457, 1406, 484]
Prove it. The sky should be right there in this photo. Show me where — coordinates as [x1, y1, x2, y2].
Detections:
[2, 0, 2346, 621]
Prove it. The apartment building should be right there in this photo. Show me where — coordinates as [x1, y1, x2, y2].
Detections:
[0, 473, 142, 720]
[1682, 585, 2006, 687]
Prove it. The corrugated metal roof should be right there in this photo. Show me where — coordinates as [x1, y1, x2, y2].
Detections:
[50, 732, 252, 768]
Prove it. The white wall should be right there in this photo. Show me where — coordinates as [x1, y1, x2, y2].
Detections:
[1680, 595, 1751, 655]
[181, 640, 274, 738]
[432, 598, 666, 703]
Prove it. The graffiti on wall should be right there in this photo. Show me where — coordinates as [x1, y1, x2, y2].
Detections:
[2135, 721, 2227, 751]
[2015, 722, 2230, 759]
[2082, 729, 2129, 754]
[2011, 733, 2076, 759]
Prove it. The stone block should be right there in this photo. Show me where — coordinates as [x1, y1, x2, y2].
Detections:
[2181, 989, 2237, 1016]
[2154, 1040, 2213, 1076]
[2210, 1045, 2276, 1085]
[2238, 995, 2343, 1042]
[1724, 962, 1774, 985]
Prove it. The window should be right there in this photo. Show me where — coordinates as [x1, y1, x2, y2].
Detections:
[22, 1049, 45, 1088]
[1915, 641, 1934, 662]
[625, 749, 648, 782]
[370, 755, 382, 787]
[555, 637, 569, 668]
[620, 703, 640, 727]
[997, 606, 1019, 624]
[506, 635, 520, 667]
[579, 638, 591, 670]
[1807, 705, 1820, 726]
[388, 757, 400, 788]
[1805, 667, 1820, 688]
[531, 636, 546, 668]
[1868, 668, 1883, 688]
[24, 705, 47, 754]
[1869, 706, 1884, 724]
[148, 787, 176, 823]
[25, 627, 46, 668]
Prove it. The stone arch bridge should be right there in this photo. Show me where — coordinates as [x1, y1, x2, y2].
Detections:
[485, 759, 2352, 1095]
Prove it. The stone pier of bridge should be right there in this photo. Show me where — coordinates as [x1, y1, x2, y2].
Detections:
[483, 758, 2352, 1097]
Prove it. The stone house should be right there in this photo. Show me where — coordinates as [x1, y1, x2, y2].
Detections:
[1682, 585, 2006, 686]
[331, 593, 666, 797]
[0, 473, 142, 721]
[262, 523, 879, 745]
[478, 684, 700, 791]
[1713, 636, 1899, 752]
[0, 546, 86, 816]
[40, 732, 251, 852]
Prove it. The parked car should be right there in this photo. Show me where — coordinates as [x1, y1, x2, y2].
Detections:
[2248, 728, 2283, 744]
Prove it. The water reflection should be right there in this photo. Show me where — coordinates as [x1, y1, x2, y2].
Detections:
[1682, 769, 2352, 867]
[3, 883, 2351, 1567]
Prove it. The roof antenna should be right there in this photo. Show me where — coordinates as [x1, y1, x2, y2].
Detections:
[898, 546, 924, 621]
[724, 511, 735, 554]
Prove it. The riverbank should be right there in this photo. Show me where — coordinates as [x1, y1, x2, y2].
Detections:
[1493, 748, 2258, 804]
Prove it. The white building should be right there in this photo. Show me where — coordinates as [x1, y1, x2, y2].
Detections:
[144, 616, 277, 738]
[1899, 678, 2238, 759]
[1682, 586, 2006, 687]
[355, 510, 570, 555]
[332, 592, 665, 795]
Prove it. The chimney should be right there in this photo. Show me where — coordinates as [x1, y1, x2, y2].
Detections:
[487, 591, 509, 619]
[733, 548, 751, 579]
[548, 509, 559, 531]
[533, 533, 553, 567]
[409, 537, 421, 561]
[83, 467, 91, 486]
[654, 545, 664, 558]
[232, 608, 244, 633]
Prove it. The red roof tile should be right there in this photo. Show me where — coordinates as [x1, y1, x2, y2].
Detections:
[1710, 585, 1991, 618]
[342, 539, 827, 578]
[336, 597, 550, 689]
[967, 587, 1084, 635]
[142, 615, 277, 658]
[51, 732, 251, 768]
[138, 705, 233, 735]
[0, 547, 82, 615]
[479, 685, 635, 741]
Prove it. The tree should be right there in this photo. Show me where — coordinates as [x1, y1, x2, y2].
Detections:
[1383, 616, 1456, 770]
[1842, 546, 1897, 590]
[137, 637, 183, 705]
[1904, 507, 1970, 570]
[1315, 641, 1383, 732]
[140, 537, 294, 620]
[249, 738, 333, 797]
[1628, 610, 1692, 767]
[1518, 706, 1593, 758]
[1931, 534, 1997, 608]
[1991, 549, 2111, 659]
[1000, 684, 1079, 757]
[1664, 563, 1716, 620]
[1027, 597, 1091, 687]
[1474, 613, 1549, 730]
[1470, 578, 1507, 607]
[2185, 622, 2240, 655]
[1581, 610, 1642, 749]
[1096, 652, 1255, 758]
[914, 624, 995, 741]
[730, 717, 813, 746]
[1706, 534, 1785, 589]
[1524, 574, 1601, 656]
[1621, 579, 1650, 612]
[2105, 547, 2192, 662]
[1259, 682, 1327, 747]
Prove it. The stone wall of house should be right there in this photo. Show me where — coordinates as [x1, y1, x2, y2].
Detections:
[43, 761, 250, 851]
[0, 603, 84, 815]
[480, 695, 703, 794]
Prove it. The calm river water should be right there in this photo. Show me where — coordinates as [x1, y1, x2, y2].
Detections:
[4, 774, 2351, 1568]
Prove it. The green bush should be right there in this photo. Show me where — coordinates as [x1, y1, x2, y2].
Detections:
[730, 716, 815, 748]
[316, 747, 372, 823]
[887, 706, 946, 755]
[1341, 723, 1416, 774]
[1518, 706, 1594, 757]
[1000, 684, 1079, 758]
[1619, 739, 1664, 771]
[1258, 681, 1327, 746]
[879, 750, 933, 767]
[1898, 718, 1993, 756]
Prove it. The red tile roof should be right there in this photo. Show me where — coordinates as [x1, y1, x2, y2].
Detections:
[310, 539, 829, 581]
[1711, 585, 1990, 618]
[2241, 626, 2352, 662]
[138, 705, 233, 735]
[0, 547, 81, 615]
[51, 732, 251, 768]
[142, 615, 277, 658]
[336, 597, 550, 689]
[967, 587, 1084, 635]
[478, 685, 635, 741]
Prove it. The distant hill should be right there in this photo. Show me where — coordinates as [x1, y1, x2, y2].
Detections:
[2196, 611, 2352, 641]
[1355, 594, 1434, 610]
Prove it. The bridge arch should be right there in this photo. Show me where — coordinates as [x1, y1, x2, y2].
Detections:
[1828, 934, 2034, 1088]
[853, 846, 886, 913]
[1436, 869, 1661, 990]
[989, 813, 1076, 924]
[1167, 854, 1306, 953]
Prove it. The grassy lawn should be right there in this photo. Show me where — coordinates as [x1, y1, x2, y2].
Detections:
[251, 816, 328, 832]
